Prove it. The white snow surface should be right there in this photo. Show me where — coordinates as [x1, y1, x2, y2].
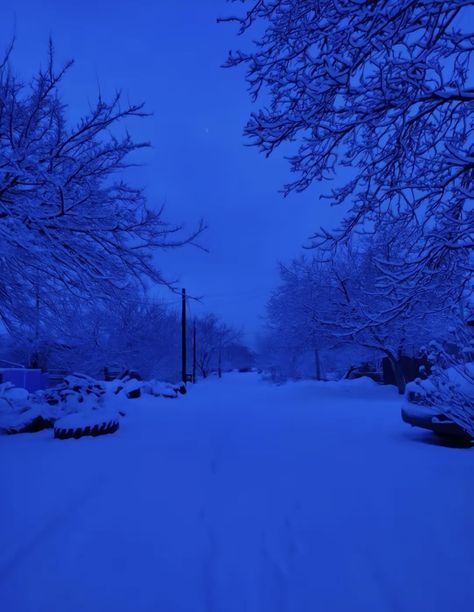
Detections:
[54, 407, 119, 430]
[1, 373, 473, 612]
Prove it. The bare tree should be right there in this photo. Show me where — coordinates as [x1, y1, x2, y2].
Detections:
[265, 235, 453, 392]
[0, 41, 203, 332]
[266, 257, 335, 379]
[222, 1, 473, 305]
[194, 314, 240, 378]
[224, 1, 473, 423]
[5, 291, 185, 381]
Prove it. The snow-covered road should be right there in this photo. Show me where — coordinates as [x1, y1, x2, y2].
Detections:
[1, 373, 473, 611]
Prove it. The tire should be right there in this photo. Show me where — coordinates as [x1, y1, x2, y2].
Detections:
[54, 418, 119, 440]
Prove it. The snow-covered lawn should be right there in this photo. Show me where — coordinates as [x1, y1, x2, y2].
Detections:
[1, 373, 473, 612]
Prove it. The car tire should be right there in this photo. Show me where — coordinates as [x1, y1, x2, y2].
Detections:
[54, 418, 119, 440]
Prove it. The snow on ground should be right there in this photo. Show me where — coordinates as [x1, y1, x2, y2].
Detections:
[1, 373, 473, 612]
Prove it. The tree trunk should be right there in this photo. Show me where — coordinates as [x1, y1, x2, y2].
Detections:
[387, 353, 406, 394]
[314, 349, 321, 381]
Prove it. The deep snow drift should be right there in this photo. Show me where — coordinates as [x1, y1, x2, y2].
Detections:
[1, 373, 473, 612]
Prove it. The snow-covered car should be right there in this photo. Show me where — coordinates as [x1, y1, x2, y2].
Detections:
[401, 403, 471, 442]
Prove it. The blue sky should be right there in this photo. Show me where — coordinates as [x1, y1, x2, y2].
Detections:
[0, 0, 342, 341]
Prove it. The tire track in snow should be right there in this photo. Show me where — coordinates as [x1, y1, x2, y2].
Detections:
[0, 475, 107, 583]
[200, 509, 218, 612]
[259, 529, 290, 612]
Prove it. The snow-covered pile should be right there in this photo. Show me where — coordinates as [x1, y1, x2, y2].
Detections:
[103, 376, 185, 401]
[0, 377, 104, 435]
[0, 373, 186, 435]
[0, 382, 58, 434]
[0, 382, 29, 409]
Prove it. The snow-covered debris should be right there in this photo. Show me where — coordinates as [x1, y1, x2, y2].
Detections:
[113, 377, 143, 399]
[36, 373, 105, 406]
[0, 382, 49, 434]
[0, 374, 186, 436]
[104, 377, 185, 401]
[141, 379, 185, 399]
[0, 382, 29, 406]
[0, 405, 58, 435]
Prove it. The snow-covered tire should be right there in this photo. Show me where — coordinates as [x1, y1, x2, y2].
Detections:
[2, 415, 54, 435]
[54, 416, 119, 440]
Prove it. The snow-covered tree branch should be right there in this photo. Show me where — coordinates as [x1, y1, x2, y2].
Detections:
[224, 0, 474, 425]
[223, 1, 473, 265]
[0, 42, 204, 331]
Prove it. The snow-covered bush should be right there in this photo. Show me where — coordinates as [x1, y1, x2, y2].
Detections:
[406, 318, 474, 438]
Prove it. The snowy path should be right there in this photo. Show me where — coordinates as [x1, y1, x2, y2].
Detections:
[1, 374, 473, 612]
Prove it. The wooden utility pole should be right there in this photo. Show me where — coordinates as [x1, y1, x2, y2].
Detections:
[192, 321, 197, 383]
[181, 288, 187, 383]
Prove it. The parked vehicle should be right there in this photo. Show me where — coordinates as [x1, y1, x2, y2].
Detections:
[401, 403, 471, 443]
[345, 362, 383, 384]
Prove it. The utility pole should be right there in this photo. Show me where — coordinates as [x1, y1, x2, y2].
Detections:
[192, 320, 197, 383]
[181, 288, 187, 384]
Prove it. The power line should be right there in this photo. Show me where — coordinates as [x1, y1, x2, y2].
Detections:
[202, 288, 268, 299]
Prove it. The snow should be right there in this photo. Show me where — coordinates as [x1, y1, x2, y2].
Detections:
[0, 383, 29, 404]
[1, 373, 473, 612]
[402, 402, 438, 420]
[54, 407, 119, 429]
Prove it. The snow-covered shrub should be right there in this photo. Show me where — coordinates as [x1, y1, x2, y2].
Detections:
[407, 325, 474, 438]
